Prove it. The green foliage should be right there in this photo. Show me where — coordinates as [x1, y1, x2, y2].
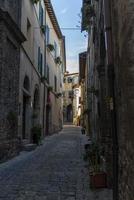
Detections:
[82, 3, 95, 31]
[41, 76, 47, 83]
[55, 56, 62, 65]
[48, 86, 53, 92]
[33, 0, 40, 4]
[40, 25, 45, 33]
[47, 44, 55, 51]
[83, 142, 102, 173]
[55, 92, 62, 98]
[31, 125, 42, 145]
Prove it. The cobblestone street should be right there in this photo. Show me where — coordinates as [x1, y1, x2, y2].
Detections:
[0, 126, 112, 200]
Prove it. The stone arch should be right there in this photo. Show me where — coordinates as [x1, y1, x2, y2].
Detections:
[23, 75, 30, 92]
[22, 75, 31, 139]
[67, 104, 73, 122]
[32, 85, 40, 126]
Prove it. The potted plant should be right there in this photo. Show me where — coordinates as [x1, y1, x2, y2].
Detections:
[33, 0, 40, 4]
[55, 56, 62, 65]
[40, 25, 45, 33]
[84, 142, 107, 188]
[47, 44, 55, 52]
[31, 125, 41, 145]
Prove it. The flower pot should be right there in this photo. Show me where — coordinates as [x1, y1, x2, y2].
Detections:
[90, 172, 107, 188]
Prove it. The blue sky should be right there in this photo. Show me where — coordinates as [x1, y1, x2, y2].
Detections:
[51, 0, 87, 73]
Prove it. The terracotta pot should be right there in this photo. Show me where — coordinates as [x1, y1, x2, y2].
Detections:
[90, 172, 107, 188]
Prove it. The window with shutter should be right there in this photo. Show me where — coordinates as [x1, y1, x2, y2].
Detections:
[39, 2, 43, 26]
[38, 47, 40, 71]
[46, 25, 50, 44]
[54, 76, 57, 92]
[47, 65, 49, 84]
[54, 41, 57, 58]
[40, 53, 43, 75]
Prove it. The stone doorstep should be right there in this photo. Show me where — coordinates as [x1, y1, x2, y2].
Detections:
[22, 143, 37, 152]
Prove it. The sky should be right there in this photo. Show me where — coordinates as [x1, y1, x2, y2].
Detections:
[51, 0, 87, 73]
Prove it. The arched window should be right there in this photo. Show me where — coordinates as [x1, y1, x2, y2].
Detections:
[23, 76, 30, 91]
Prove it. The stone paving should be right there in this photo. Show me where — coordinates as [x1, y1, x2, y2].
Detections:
[0, 125, 112, 200]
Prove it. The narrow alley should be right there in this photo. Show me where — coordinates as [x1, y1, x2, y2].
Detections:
[0, 126, 112, 200]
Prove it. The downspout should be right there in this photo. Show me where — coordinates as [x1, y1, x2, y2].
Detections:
[42, 5, 47, 136]
[103, 0, 118, 200]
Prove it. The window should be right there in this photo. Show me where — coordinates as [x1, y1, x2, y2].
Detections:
[54, 76, 57, 92]
[63, 91, 65, 97]
[68, 90, 73, 98]
[40, 53, 43, 75]
[47, 65, 49, 84]
[68, 77, 72, 83]
[73, 76, 79, 84]
[27, 19, 31, 35]
[38, 47, 40, 71]
[39, 2, 43, 26]
[46, 25, 50, 44]
[54, 41, 57, 58]
[63, 78, 66, 83]
[27, 18, 31, 44]
[38, 47, 43, 75]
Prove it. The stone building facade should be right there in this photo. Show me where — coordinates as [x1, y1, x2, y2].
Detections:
[45, 2, 66, 134]
[81, 0, 134, 199]
[111, 1, 134, 199]
[63, 72, 80, 124]
[0, 0, 66, 161]
[0, 0, 25, 161]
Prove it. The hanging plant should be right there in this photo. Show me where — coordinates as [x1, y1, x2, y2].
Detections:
[85, 4, 95, 18]
[40, 25, 45, 33]
[41, 76, 47, 83]
[82, 3, 95, 31]
[55, 56, 62, 65]
[48, 86, 53, 92]
[47, 44, 55, 52]
[33, 0, 40, 4]
[55, 92, 62, 98]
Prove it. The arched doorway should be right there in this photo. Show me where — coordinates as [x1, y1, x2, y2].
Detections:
[67, 104, 73, 122]
[33, 86, 40, 126]
[22, 76, 30, 139]
[45, 89, 52, 135]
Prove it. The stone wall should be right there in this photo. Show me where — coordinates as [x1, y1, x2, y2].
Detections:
[111, 0, 134, 199]
[0, 0, 21, 26]
[0, 1, 23, 161]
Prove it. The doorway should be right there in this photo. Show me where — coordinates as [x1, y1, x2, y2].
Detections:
[22, 94, 30, 139]
[67, 104, 73, 122]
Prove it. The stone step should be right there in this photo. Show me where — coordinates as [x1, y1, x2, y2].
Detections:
[23, 143, 37, 152]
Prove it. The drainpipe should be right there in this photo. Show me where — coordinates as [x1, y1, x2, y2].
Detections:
[103, 0, 118, 200]
[42, 5, 47, 136]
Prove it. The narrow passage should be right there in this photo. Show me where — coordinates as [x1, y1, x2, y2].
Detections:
[0, 126, 111, 200]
